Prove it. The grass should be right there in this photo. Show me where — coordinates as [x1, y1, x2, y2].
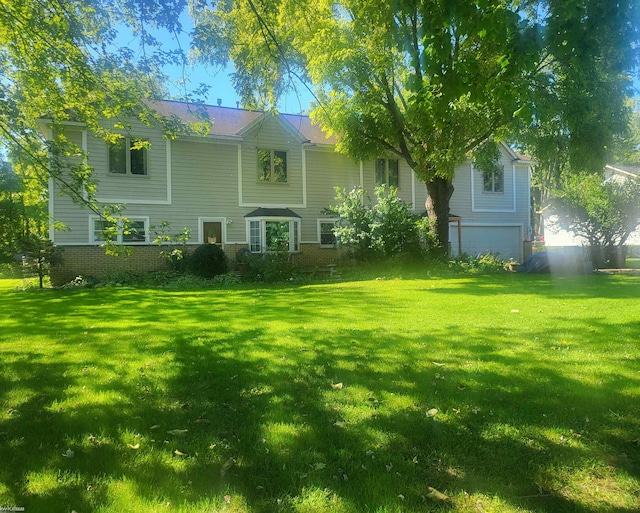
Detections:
[1, 271, 639, 512]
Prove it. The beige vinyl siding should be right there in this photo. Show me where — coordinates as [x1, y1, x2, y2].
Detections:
[170, 139, 246, 243]
[470, 152, 515, 212]
[89, 119, 168, 203]
[51, 128, 91, 244]
[361, 159, 414, 205]
[449, 161, 473, 218]
[303, 148, 361, 241]
[240, 115, 304, 206]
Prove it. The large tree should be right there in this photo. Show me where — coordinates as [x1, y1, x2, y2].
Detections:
[191, 0, 639, 252]
[0, 0, 199, 221]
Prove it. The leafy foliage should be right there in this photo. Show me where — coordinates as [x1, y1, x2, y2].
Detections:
[18, 234, 63, 288]
[152, 221, 192, 272]
[326, 186, 432, 261]
[0, 0, 213, 251]
[549, 173, 640, 265]
[187, 244, 228, 279]
[191, 0, 639, 252]
[242, 251, 300, 283]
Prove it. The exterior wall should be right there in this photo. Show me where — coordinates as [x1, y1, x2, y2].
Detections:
[51, 243, 346, 286]
[50, 245, 171, 285]
[302, 147, 360, 242]
[49, 115, 532, 280]
[239, 115, 305, 207]
[90, 119, 169, 203]
[413, 148, 532, 261]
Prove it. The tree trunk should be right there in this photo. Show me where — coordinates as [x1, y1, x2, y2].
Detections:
[426, 177, 455, 258]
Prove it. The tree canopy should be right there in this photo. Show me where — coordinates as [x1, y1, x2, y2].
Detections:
[1, 0, 638, 255]
[191, 0, 639, 250]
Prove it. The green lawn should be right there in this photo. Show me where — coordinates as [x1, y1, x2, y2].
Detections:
[1, 272, 639, 512]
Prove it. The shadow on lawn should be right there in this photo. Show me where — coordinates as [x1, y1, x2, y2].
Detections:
[0, 281, 639, 512]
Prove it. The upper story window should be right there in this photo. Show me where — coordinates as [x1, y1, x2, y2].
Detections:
[108, 138, 148, 176]
[375, 158, 399, 188]
[91, 217, 149, 244]
[483, 168, 504, 193]
[258, 149, 287, 183]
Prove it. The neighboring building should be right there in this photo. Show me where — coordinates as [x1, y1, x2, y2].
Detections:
[43, 100, 533, 284]
[543, 164, 640, 247]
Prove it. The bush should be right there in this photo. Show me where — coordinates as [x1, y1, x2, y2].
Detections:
[102, 270, 147, 287]
[450, 252, 508, 274]
[326, 186, 435, 262]
[242, 251, 302, 283]
[187, 244, 228, 279]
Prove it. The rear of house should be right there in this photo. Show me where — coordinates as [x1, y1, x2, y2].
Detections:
[45, 100, 532, 284]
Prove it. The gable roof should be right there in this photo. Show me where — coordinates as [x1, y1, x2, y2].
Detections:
[147, 99, 336, 144]
[148, 99, 531, 161]
[605, 164, 640, 178]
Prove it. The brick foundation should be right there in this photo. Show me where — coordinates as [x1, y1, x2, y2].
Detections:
[51, 244, 348, 286]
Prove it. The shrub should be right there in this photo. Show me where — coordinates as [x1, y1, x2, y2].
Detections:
[326, 186, 435, 262]
[450, 252, 508, 274]
[187, 244, 228, 279]
[102, 270, 147, 287]
[242, 251, 301, 283]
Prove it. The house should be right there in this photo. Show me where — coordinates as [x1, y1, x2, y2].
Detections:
[543, 164, 640, 247]
[43, 99, 533, 284]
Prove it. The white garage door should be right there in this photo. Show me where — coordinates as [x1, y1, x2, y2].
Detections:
[452, 225, 522, 261]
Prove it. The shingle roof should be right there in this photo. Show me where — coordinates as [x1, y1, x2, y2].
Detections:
[148, 99, 529, 159]
[147, 99, 336, 144]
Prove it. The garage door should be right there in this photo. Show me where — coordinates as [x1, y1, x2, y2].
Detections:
[453, 225, 522, 261]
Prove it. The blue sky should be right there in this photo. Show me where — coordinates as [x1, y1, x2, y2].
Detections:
[118, 10, 638, 113]
[115, 11, 314, 113]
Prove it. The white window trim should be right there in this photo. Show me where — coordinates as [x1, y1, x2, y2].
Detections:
[198, 217, 227, 246]
[257, 149, 288, 184]
[470, 162, 517, 213]
[245, 217, 301, 253]
[108, 137, 150, 177]
[89, 216, 150, 244]
[482, 167, 505, 194]
[318, 218, 339, 248]
[375, 158, 400, 188]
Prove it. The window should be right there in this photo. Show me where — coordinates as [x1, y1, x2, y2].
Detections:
[319, 220, 338, 248]
[247, 218, 300, 253]
[93, 219, 116, 243]
[91, 217, 148, 244]
[123, 220, 147, 242]
[203, 221, 223, 245]
[258, 149, 287, 183]
[375, 158, 399, 188]
[108, 138, 148, 176]
[483, 168, 504, 193]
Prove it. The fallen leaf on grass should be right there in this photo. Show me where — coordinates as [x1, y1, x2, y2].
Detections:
[194, 418, 210, 424]
[224, 495, 231, 504]
[150, 425, 160, 430]
[331, 383, 343, 390]
[63, 448, 75, 458]
[174, 449, 186, 457]
[425, 486, 449, 502]
[426, 408, 438, 417]
[167, 429, 188, 437]
[431, 362, 445, 367]
[128, 443, 140, 450]
[220, 457, 236, 477]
